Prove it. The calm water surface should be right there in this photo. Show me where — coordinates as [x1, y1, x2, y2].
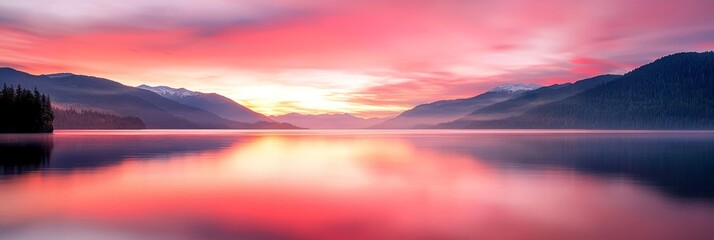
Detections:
[1, 130, 714, 240]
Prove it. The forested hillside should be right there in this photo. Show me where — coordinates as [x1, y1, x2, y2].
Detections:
[455, 52, 714, 129]
[455, 75, 621, 123]
[54, 109, 146, 129]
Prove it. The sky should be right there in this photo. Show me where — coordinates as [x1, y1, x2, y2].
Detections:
[1, 0, 713, 117]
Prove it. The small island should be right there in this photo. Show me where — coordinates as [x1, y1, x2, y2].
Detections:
[0, 84, 54, 133]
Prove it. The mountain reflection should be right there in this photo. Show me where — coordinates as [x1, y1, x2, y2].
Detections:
[47, 131, 240, 170]
[1, 130, 713, 240]
[2, 131, 714, 201]
[405, 132, 714, 200]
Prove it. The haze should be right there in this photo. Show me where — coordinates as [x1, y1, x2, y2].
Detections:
[1, 0, 713, 117]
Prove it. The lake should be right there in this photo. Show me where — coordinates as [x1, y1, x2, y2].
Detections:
[1, 130, 713, 240]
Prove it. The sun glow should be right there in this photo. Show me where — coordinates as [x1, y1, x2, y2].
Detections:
[116, 67, 410, 117]
[1, 0, 714, 116]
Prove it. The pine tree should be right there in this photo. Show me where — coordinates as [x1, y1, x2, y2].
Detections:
[0, 85, 54, 133]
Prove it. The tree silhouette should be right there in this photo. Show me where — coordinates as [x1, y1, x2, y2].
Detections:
[54, 108, 146, 129]
[0, 84, 54, 133]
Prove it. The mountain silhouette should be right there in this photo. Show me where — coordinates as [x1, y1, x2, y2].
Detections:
[138, 85, 272, 124]
[373, 84, 541, 128]
[446, 52, 714, 129]
[0, 69, 296, 129]
[441, 74, 621, 127]
[272, 113, 388, 129]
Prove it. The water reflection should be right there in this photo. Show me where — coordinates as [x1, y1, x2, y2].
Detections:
[46, 132, 239, 170]
[406, 133, 714, 200]
[0, 130, 713, 240]
[0, 134, 53, 175]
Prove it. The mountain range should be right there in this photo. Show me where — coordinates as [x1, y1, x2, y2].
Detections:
[1, 51, 712, 130]
[443, 74, 622, 126]
[272, 113, 388, 129]
[372, 84, 541, 128]
[138, 85, 273, 124]
[0, 69, 296, 129]
[438, 52, 714, 129]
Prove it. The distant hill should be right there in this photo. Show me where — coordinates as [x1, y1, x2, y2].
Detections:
[0, 69, 298, 129]
[441, 74, 621, 127]
[54, 108, 146, 129]
[138, 85, 272, 124]
[372, 84, 541, 128]
[272, 113, 388, 129]
[447, 52, 714, 129]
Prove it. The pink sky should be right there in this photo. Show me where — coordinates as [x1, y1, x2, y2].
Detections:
[1, 0, 713, 117]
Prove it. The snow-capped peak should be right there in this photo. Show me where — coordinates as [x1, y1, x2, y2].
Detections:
[138, 85, 200, 98]
[45, 73, 75, 79]
[487, 83, 542, 93]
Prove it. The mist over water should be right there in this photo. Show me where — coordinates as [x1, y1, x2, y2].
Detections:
[1, 130, 713, 240]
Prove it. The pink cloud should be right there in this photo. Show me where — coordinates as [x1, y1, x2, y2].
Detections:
[569, 57, 633, 76]
[1, 0, 713, 116]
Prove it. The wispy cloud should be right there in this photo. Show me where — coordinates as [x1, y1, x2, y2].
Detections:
[1, 0, 713, 116]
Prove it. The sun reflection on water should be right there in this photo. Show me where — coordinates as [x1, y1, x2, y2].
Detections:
[0, 131, 713, 240]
